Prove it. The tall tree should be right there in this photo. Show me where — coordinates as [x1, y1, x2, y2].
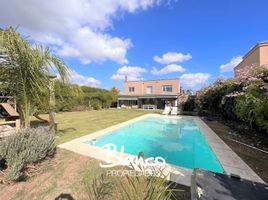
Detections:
[0, 27, 68, 127]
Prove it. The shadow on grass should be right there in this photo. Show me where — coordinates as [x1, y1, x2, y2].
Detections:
[57, 128, 76, 136]
[30, 120, 48, 128]
[55, 193, 74, 200]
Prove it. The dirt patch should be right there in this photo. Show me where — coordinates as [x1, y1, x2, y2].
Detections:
[203, 119, 268, 183]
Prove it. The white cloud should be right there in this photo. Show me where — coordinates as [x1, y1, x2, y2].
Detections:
[111, 66, 147, 81]
[180, 73, 210, 88]
[220, 56, 243, 73]
[57, 27, 132, 64]
[154, 52, 192, 64]
[69, 69, 101, 88]
[151, 64, 186, 75]
[0, 0, 170, 64]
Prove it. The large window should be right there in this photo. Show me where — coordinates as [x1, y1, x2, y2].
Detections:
[162, 85, 172, 92]
[128, 87, 135, 93]
[146, 86, 153, 94]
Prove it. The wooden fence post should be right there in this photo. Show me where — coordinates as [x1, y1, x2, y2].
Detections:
[15, 119, 20, 132]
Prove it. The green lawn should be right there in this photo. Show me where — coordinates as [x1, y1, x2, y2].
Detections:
[55, 109, 159, 144]
[0, 149, 103, 200]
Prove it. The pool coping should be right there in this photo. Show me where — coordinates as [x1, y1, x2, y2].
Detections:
[192, 116, 264, 183]
[58, 114, 264, 186]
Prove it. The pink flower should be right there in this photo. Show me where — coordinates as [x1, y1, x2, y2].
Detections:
[225, 91, 245, 98]
[248, 77, 259, 81]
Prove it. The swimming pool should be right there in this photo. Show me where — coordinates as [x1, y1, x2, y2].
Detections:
[85, 115, 223, 173]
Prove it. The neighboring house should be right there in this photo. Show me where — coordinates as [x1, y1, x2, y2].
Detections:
[234, 41, 268, 77]
[117, 77, 180, 109]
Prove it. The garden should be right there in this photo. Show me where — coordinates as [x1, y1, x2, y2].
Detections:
[0, 28, 187, 199]
[182, 66, 268, 181]
[0, 26, 268, 199]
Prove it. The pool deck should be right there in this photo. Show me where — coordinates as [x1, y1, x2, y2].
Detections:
[58, 114, 265, 186]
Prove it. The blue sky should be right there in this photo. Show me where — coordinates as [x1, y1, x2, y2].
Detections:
[1, 0, 268, 91]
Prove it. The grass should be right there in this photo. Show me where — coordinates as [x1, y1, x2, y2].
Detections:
[0, 149, 102, 200]
[5, 109, 266, 198]
[0, 109, 192, 199]
[0, 149, 190, 200]
[34, 109, 159, 144]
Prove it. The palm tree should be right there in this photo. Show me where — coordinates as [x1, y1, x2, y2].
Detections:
[0, 27, 68, 127]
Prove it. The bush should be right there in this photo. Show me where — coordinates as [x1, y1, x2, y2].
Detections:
[197, 66, 268, 133]
[0, 127, 56, 182]
[91, 99, 102, 110]
[83, 171, 179, 200]
[235, 95, 268, 132]
[72, 105, 88, 112]
[182, 96, 196, 111]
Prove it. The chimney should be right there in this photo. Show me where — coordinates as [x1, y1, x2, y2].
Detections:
[125, 75, 128, 82]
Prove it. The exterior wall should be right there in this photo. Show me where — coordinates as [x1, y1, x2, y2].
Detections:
[260, 44, 268, 67]
[124, 79, 180, 95]
[234, 47, 260, 77]
[234, 42, 268, 77]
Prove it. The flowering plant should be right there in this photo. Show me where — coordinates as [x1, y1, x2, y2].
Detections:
[197, 66, 268, 132]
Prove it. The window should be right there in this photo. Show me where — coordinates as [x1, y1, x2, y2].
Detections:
[128, 87, 135, 93]
[146, 86, 153, 94]
[162, 85, 172, 92]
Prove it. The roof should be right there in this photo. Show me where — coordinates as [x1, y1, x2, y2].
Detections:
[243, 41, 268, 59]
[234, 41, 268, 69]
[125, 78, 179, 83]
[0, 103, 19, 117]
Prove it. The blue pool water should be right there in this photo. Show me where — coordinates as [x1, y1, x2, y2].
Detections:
[85, 116, 224, 173]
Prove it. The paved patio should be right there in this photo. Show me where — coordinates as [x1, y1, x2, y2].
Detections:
[59, 114, 264, 186]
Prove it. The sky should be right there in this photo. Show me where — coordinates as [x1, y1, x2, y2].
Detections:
[0, 0, 268, 92]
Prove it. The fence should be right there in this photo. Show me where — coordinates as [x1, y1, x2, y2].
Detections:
[0, 119, 20, 133]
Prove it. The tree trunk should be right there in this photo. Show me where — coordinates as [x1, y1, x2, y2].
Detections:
[18, 101, 31, 128]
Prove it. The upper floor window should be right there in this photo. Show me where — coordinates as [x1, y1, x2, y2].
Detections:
[128, 87, 135, 93]
[146, 86, 153, 94]
[162, 85, 172, 92]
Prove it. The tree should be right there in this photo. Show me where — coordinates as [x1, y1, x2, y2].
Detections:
[0, 27, 68, 127]
[111, 86, 120, 95]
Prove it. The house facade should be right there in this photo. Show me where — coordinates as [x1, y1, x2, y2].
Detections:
[117, 77, 180, 109]
[234, 41, 268, 77]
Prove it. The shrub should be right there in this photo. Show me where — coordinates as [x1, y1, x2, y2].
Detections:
[83, 171, 179, 200]
[0, 127, 56, 182]
[72, 105, 88, 112]
[91, 99, 102, 110]
[83, 173, 114, 200]
[255, 99, 268, 131]
[82, 161, 181, 200]
[197, 66, 268, 133]
[235, 94, 268, 132]
[116, 174, 178, 200]
[182, 95, 196, 111]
